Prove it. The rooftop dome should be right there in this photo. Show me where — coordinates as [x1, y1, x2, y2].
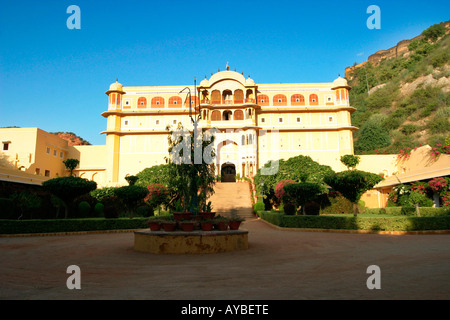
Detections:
[109, 80, 123, 91]
[245, 75, 255, 86]
[199, 76, 209, 87]
[332, 75, 350, 89]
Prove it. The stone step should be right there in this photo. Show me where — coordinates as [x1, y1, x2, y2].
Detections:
[209, 182, 255, 220]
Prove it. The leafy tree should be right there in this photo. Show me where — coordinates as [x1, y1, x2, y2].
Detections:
[340, 155, 360, 170]
[324, 170, 384, 216]
[135, 164, 172, 187]
[283, 182, 323, 215]
[63, 158, 79, 176]
[166, 125, 216, 213]
[42, 177, 97, 218]
[125, 175, 139, 186]
[114, 185, 148, 218]
[254, 155, 335, 208]
[11, 191, 42, 219]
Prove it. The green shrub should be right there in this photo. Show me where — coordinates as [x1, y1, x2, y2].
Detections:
[136, 205, 154, 217]
[0, 218, 149, 235]
[0, 198, 15, 219]
[253, 201, 265, 213]
[77, 201, 91, 217]
[258, 211, 450, 231]
[90, 187, 117, 202]
[94, 202, 104, 217]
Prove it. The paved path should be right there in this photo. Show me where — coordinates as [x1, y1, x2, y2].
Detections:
[1, 218, 449, 300]
[209, 182, 254, 219]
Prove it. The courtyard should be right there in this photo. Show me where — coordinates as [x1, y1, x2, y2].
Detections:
[1, 216, 449, 300]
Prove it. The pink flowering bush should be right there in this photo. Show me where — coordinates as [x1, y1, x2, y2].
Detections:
[428, 177, 448, 192]
[145, 183, 170, 208]
[430, 143, 450, 161]
[274, 180, 295, 201]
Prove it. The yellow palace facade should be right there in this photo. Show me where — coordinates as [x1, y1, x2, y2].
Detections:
[100, 67, 357, 184]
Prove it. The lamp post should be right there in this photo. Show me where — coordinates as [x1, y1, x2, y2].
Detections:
[178, 78, 203, 213]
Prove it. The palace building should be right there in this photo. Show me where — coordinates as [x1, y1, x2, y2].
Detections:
[3, 65, 448, 208]
[100, 65, 357, 184]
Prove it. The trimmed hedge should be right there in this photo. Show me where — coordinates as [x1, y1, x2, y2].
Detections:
[0, 218, 149, 235]
[257, 211, 450, 231]
[365, 207, 450, 217]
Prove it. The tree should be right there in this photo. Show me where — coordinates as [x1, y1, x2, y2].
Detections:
[340, 154, 360, 170]
[125, 175, 139, 186]
[166, 125, 216, 213]
[63, 158, 79, 176]
[283, 182, 323, 215]
[324, 170, 384, 216]
[42, 176, 97, 218]
[254, 155, 335, 208]
[135, 164, 172, 187]
[114, 185, 148, 218]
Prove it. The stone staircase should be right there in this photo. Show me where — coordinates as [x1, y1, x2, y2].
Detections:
[208, 181, 255, 220]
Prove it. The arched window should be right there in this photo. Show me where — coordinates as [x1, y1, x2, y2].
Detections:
[137, 97, 147, 108]
[291, 94, 305, 106]
[234, 110, 244, 120]
[273, 94, 287, 106]
[309, 94, 319, 105]
[257, 94, 269, 106]
[185, 96, 199, 107]
[211, 110, 221, 121]
[151, 97, 165, 108]
[241, 135, 245, 145]
[116, 94, 121, 106]
[211, 90, 221, 104]
[223, 110, 232, 121]
[234, 89, 244, 104]
[168, 96, 182, 108]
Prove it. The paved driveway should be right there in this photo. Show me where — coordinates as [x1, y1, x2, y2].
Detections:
[0, 218, 449, 300]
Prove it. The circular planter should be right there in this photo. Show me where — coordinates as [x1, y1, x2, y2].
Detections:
[229, 221, 242, 230]
[148, 222, 162, 231]
[200, 221, 214, 231]
[162, 222, 177, 231]
[179, 222, 195, 232]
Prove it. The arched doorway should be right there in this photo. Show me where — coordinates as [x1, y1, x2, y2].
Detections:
[221, 163, 236, 182]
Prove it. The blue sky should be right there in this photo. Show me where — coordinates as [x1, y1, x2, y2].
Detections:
[0, 0, 449, 145]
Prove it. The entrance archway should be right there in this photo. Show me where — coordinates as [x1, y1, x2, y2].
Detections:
[221, 163, 236, 182]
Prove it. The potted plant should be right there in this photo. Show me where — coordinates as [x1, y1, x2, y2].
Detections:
[147, 217, 163, 231]
[172, 199, 193, 221]
[213, 215, 229, 231]
[160, 216, 177, 231]
[199, 201, 216, 219]
[228, 213, 245, 230]
[200, 219, 214, 231]
[179, 219, 195, 231]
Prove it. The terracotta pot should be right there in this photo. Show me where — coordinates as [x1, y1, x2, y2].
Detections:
[173, 212, 193, 221]
[148, 222, 161, 231]
[215, 221, 228, 231]
[180, 222, 195, 231]
[162, 222, 177, 231]
[200, 221, 213, 231]
[229, 221, 242, 230]
[200, 212, 216, 219]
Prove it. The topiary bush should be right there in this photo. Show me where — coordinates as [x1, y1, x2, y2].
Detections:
[94, 202, 104, 217]
[77, 201, 91, 217]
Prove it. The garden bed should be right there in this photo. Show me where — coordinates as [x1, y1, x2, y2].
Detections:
[257, 211, 450, 232]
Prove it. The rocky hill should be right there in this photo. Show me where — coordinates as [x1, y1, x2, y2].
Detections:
[346, 21, 450, 155]
[51, 132, 91, 146]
